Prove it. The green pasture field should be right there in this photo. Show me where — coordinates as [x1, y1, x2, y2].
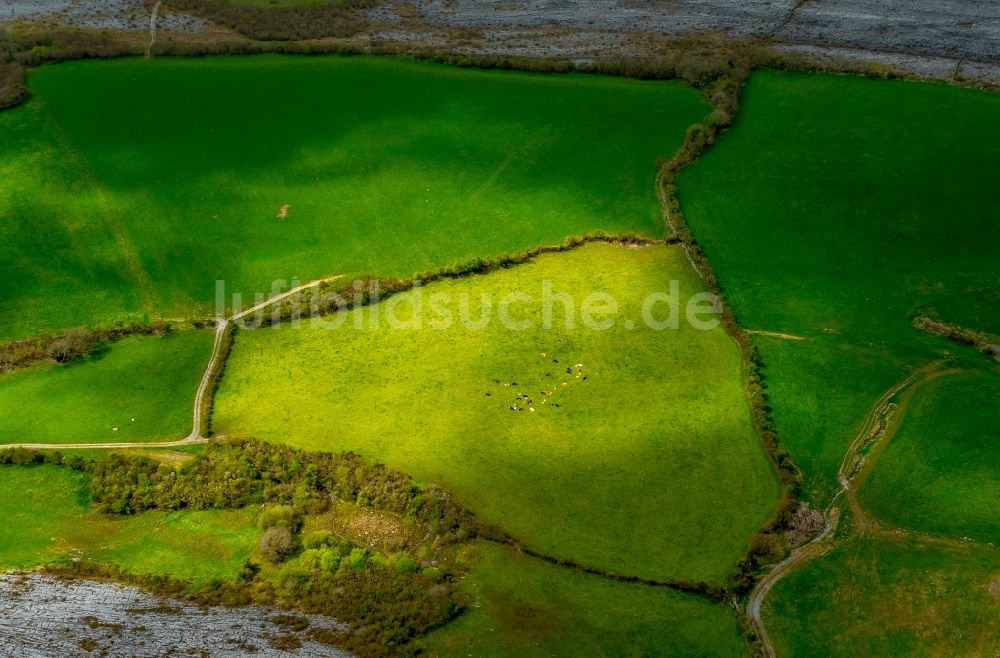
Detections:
[215, 243, 779, 582]
[764, 534, 1000, 657]
[0, 330, 212, 445]
[0, 465, 258, 582]
[676, 70, 1000, 503]
[859, 364, 1000, 544]
[0, 54, 707, 341]
[753, 334, 920, 504]
[421, 542, 747, 657]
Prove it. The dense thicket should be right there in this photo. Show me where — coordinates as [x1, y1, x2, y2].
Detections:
[88, 438, 476, 541]
[12, 30, 140, 66]
[0, 31, 24, 109]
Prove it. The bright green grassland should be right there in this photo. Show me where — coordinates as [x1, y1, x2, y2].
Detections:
[0, 465, 258, 582]
[215, 243, 779, 582]
[764, 535, 1000, 657]
[0, 55, 707, 341]
[860, 364, 1000, 544]
[676, 70, 1000, 503]
[0, 330, 212, 444]
[422, 542, 747, 657]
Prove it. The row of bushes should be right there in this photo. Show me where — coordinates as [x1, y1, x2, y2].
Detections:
[651, 65, 807, 594]
[0, 320, 171, 374]
[496, 542, 729, 602]
[914, 316, 1000, 361]
[198, 321, 234, 436]
[0, 447, 86, 469]
[86, 438, 476, 542]
[235, 232, 655, 328]
[10, 30, 142, 67]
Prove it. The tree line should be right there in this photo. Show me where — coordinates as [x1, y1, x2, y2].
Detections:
[0, 320, 171, 374]
[87, 438, 476, 542]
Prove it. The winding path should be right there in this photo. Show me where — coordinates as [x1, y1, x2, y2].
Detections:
[145, 0, 162, 58]
[1, 275, 344, 451]
[747, 360, 947, 657]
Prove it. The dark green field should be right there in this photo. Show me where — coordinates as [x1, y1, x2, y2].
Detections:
[677, 70, 1000, 504]
[860, 363, 1000, 544]
[0, 54, 706, 341]
[422, 542, 747, 657]
[0, 330, 212, 444]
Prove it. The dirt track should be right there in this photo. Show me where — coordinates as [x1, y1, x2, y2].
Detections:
[746, 360, 949, 658]
[0, 274, 343, 452]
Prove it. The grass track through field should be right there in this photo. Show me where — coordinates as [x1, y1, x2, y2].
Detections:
[1, 274, 344, 450]
[746, 358, 983, 658]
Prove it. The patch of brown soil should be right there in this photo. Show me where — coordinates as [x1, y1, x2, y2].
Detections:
[338, 507, 408, 549]
[988, 573, 1000, 598]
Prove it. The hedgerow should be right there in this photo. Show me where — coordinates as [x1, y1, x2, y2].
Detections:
[0, 320, 171, 374]
[86, 438, 477, 543]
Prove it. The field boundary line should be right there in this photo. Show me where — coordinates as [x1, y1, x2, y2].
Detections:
[480, 536, 728, 602]
[746, 330, 807, 341]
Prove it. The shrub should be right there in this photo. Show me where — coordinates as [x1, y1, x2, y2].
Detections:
[46, 327, 97, 363]
[348, 547, 368, 571]
[260, 505, 300, 531]
[393, 555, 419, 574]
[259, 526, 296, 564]
[87, 439, 477, 543]
[0, 62, 25, 110]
